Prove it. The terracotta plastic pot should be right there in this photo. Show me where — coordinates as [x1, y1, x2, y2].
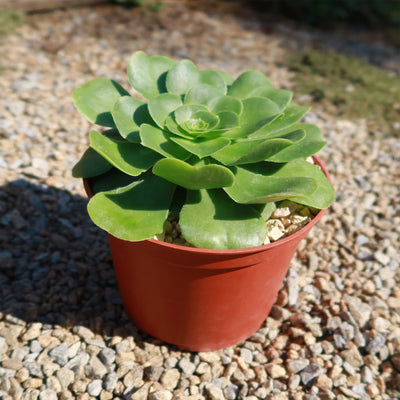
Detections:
[84, 157, 331, 351]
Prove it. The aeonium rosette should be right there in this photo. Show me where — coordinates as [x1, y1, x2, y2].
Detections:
[72, 51, 334, 249]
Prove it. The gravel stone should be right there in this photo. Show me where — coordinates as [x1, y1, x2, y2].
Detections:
[366, 334, 386, 354]
[128, 383, 150, 400]
[286, 359, 310, 374]
[39, 389, 57, 400]
[103, 372, 119, 392]
[224, 384, 240, 400]
[205, 383, 225, 400]
[148, 390, 173, 400]
[87, 379, 102, 397]
[341, 347, 364, 368]
[56, 367, 74, 390]
[300, 364, 324, 386]
[49, 344, 69, 367]
[178, 357, 196, 377]
[87, 355, 107, 379]
[160, 368, 180, 389]
[266, 364, 286, 378]
[240, 348, 254, 364]
[99, 348, 116, 366]
[144, 365, 164, 381]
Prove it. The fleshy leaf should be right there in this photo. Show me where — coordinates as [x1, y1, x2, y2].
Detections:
[166, 60, 226, 95]
[199, 70, 226, 93]
[184, 84, 222, 106]
[216, 112, 239, 130]
[164, 116, 194, 139]
[87, 174, 176, 241]
[174, 104, 209, 127]
[169, 136, 230, 158]
[212, 137, 294, 165]
[182, 111, 220, 134]
[252, 124, 326, 162]
[166, 60, 202, 95]
[90, 168, 139, 195]
[249, 87, 293, 111]
[234, 139, 295, 165]
[174, 105, 220, 135]
[153, 158, 234, 189]
[276, 160, 334, 209]
[216, 70, 234, 86]
[72, 147, 113, 178]
[139, 124, 190, 160]
[111, 96, 149, 143]
[268, 140, 326, 162]
[228, 70, 273, 99]
[127, 51, 176, 99]
[180, 189, 267, 249]
[222, 97, 280, 139]
[90, 129, 161, 176]
[224, 162, 318, 204]
[73, 78, 130, 127]
[210, 96, 243, 114]
[148, 93, 182, 129]
[249, 103, 311, 138]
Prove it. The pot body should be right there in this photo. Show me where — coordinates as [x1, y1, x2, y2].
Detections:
[84, 157, 330, 351]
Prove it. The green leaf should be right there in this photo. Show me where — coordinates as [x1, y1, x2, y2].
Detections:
[224, 162, 318, 204]
[182, 111, 220, 134]
[169, 136, 230, 158]
[174, 104, 209, 126]
[111, 96, 149, 143]
[259, 202, 277, 220]
[210, 96, 243, 114]
[127, 51, 176, 99]
[249, 103, 311, 138]
[212, 137, 294, 165]
[73, 78, 130, 127]
[216, 112, 239, 130]
[148, 93, 183, 129]
[90, 129, 161, 176]
[249, 87, 293, 111]
[199, 70, 226, 93]
[180, 189, 267, 249]
[184, 84, 222, 106]
[166, 60, 226, 95]
[235, 139, 295, 165]
[258, 124, 326, 162]
[164, 116, 194, 139]
[139, 124, 190, 159]
[216, 70, 234, 87]
[166, 60, 201, 95]
[174, 105, 220, 135]
[278, 160, 334, 209]
[222, 97, 281, 139]
[228, 70, 273, 99]
[88, 174, 176, 241]
[89, 168, 139, 195]
[267, 140, 326, 162]
[153, 158, 234, 189]
[72, 147, 113, 178]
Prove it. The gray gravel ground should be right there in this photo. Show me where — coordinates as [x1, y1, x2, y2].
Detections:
[1, 3, 400, 400]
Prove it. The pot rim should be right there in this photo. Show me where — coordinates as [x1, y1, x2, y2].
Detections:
[84, 155, 332, 255]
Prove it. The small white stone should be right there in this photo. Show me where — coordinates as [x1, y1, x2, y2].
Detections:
[87, 379, 102, 397]
[272, 207, 291, 218]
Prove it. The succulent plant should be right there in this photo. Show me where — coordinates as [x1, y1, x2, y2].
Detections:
[72, 51, 334, 249]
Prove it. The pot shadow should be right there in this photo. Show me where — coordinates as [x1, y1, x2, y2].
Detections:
[0, 178, 178, 349]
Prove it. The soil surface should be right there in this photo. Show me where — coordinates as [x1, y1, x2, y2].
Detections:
[1, 2, 399, 400]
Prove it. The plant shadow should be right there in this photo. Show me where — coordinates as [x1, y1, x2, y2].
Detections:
[0, 178, 177, 348]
